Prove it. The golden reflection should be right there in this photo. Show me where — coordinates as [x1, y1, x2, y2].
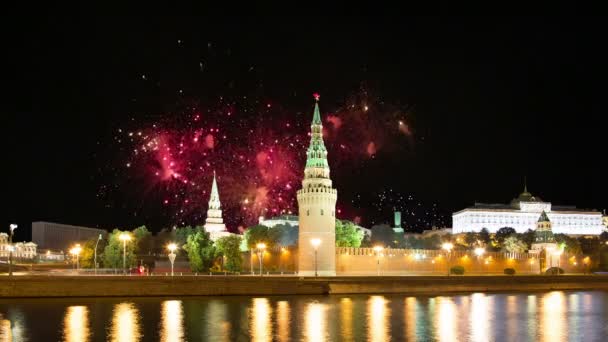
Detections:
[109, 302, 141, 342]
[276, 301, 290, 342]
[160, 300, 184, 342]
[63, 306, 90, 342]
[436, 297, 457, 342]
[470, 293, 489, 342]
[206, 300, 230, 342]
[367, 295, 390, 341]
[304, 302, 327, 341]
[251, 298, 272, 342]
[404, 297, 417, 341]
[541, 291, 566, 342]
[340, 298, 353, 341]
[0, 315, 11, 341]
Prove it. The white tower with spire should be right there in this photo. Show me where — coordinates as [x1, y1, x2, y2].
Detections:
[204, 171, 231, 240]
[297, 94, 338, 276]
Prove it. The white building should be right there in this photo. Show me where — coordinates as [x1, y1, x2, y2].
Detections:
[297, 96, 338, 276]
[259, 214, 370, 237]
[452, 186, 604, 235]
[203, 172, 232, 241]
[259, 215, 299, 228]
[0, 233, 37, 259]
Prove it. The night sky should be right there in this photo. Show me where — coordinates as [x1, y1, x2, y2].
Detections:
[5, 16, 607, 241]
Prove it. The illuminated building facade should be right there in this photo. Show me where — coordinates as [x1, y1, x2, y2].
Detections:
[297, 96, 338, 276]
[452, 186, 604, 235]
[0, 233, 37, 259]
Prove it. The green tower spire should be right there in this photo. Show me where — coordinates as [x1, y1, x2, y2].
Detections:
[305, 95, 329, 171]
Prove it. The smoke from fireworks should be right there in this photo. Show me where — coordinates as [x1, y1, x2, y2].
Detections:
[100, 89, 421, 231]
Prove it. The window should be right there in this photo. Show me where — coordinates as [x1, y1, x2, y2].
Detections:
[321, 209, 324, 215]
[306, 210, 310, 216]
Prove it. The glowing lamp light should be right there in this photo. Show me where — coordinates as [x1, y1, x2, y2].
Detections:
[167, 243, 178, 253]
[373, 246, 384, 253]
[310, 238, 321, 249]
[474, 247, 485, 256]
[256, 243, 266, 250]
[70, 244, 82, 256]
[119, 233, 132, 242]
[442, 243, 454, 252]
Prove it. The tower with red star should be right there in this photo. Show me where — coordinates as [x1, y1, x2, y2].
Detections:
[297, 95, 338, 276]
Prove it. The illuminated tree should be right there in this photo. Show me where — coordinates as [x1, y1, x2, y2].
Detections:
[335, 219, 364, 247]
[183, 230, 215, 272]
[215, 235, 243, 272]
[503, 235, 528, 254]
[78, 237, 106, 268]
[495, 227, 517, 245]
[554, 234, 582, 255]
[244, 224, 276, 250]
[132, 225, 153, 255]
[102, 229, 136, 269]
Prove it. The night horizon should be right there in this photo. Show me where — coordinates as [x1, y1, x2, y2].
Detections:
[5, 16, 607, 240]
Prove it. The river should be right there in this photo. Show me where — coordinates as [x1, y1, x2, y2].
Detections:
[0, 291, 607, 341]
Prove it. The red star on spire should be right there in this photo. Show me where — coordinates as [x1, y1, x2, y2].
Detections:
[313, 93, 320, 101]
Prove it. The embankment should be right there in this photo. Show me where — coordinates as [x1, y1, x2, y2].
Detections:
[1, 275, 607, 298]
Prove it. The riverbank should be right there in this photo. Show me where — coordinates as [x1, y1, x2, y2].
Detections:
[1, 275, 607, 298]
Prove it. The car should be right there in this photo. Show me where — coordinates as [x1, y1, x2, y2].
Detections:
[129, 265, 146, 275]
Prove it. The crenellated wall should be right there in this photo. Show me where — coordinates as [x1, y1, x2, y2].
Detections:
[243, 246, 591, 275]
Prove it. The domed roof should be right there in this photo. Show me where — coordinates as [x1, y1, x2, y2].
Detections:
[510, 182, 542, 207]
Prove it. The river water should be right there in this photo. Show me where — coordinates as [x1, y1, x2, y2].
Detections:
[0, 291, 606, 341]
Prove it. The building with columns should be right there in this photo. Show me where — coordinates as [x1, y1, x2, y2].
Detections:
[297, 96, 338, 276]
[203, 172, 232, 241]
[452, 185, 604, 236]
[0, 233, 37, 260]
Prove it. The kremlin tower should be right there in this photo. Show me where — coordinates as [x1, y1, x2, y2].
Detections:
[297, 95, 338, 276]
[204, 171, 231, 241]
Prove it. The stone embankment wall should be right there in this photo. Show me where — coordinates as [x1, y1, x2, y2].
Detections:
[1, 275, 607, 298]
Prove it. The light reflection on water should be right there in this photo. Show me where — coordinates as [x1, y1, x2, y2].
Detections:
[0, 290, 605, 341]
[63, 306, 90, 342]
[109, 302, 141, 342]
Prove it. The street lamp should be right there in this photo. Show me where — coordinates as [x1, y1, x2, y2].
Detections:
[167, 243, 177, 276]
[69, 244, 82, 270]
[256, 243, 266, 276]
[373, 245, 384, 276]
[311, 238, 321, 277]
[8, 224, 17, 276]
[94, 234, 102, 275]
[442, 242, 453, 276]
[119, 233, 132, 275]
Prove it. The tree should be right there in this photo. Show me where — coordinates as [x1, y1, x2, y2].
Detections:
[103, 229, 136, 269]
[495, 227, 517, 245]
[132, 226, 153, 255]
[175, 226, 197, 246]
[463, 232, 480, 248]
[269, 224, 298, 247]
[479, 228, 491, 245]
[371, 224, 397, 247]
[183, 230, 215, 272]
[521, 229, 536, 249]
[503, 235, 528, 254]
[554, 234, 582, 255]
[421, 235, 442, 250]
[215, 235, 243, 272]
[78, 237, 106, 269]
[244, 225, 277, 250]
[335, 220, 364, 247]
